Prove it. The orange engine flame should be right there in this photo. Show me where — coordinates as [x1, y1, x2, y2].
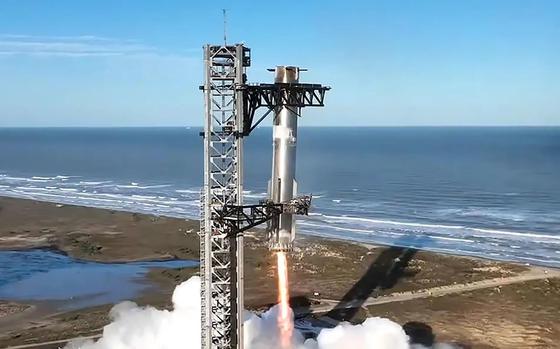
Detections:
[276, 251, 293, 349]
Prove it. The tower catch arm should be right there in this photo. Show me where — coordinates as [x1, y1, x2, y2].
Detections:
[216, 195, 312, 237]
[238, 83, 331, 136]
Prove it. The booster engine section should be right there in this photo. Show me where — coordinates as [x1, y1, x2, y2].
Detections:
[268, 66, 301, 252]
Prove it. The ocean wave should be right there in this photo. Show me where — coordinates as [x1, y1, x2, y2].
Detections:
[0, 181, 200, 220]
[301, 220, 472, 243]
[0, 174, 79, 183]
[436, 208, 526, 222]
[1, 172, 560, 267]
[116, 184, 172, 189]
[2, 176, 50, 183]
[429, 235, 475, 243]
[245, 192, 267, 199]
[309, 212, 560, 241]
[299, 221, 385, 235]
[175, 189, 201, 194]
[79, 181, 113, 185]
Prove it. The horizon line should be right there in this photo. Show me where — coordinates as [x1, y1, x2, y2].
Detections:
[0, 125, 559, 129]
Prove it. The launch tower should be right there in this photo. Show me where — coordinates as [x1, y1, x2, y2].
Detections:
[200, 43, 329, 349]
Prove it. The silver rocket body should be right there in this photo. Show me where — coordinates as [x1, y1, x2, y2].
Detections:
[269, 66, 300, 252]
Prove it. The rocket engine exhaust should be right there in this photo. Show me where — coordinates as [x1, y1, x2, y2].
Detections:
[268, 66, 301, 252]
[276, 251, 293, 348]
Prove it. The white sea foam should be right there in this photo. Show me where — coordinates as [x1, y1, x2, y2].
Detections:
[79, 181, 112, 185]
[515, 256, 559, 265]
[299, 221, 374, 234]
[1, 172, 559, 267]
[32, 176, 54, 180]
[436, 208, 525, 222]
[470, 227, 560, 240]
[312, 212, 560, 240]
[0, 183, 199, 220]
[175, 189, 200, 194]
[131, 194, 158, 200]
[429, 236, 474, 243]
[5, 176, 49, 182]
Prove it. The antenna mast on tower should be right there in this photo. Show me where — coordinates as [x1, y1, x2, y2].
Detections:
[223, 9, 227, 46]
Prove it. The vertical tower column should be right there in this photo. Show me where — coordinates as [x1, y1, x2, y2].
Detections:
[201, 44, 250, 349]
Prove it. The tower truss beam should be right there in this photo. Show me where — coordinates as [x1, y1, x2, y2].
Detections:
[238, 83, 330, 136]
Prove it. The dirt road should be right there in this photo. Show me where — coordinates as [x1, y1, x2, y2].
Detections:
[307, 267, 560, 314]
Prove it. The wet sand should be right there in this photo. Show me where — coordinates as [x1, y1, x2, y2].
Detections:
[0, 197, 558, 348]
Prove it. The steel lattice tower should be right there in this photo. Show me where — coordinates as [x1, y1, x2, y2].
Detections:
[200, 44, 250, 349]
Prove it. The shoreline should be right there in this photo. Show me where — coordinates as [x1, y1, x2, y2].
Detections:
[0, 194, 556, 269]
[1, 196, 559, 348]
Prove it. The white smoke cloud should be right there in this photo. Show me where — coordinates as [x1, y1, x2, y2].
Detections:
[65, 276, 201, 349]
[65, 277, 454, 349]
[312, 318, 409, 349]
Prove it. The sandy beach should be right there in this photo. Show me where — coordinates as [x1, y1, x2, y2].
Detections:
[0, 197, 559, 348]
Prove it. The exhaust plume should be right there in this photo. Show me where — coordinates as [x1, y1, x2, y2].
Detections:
[65, 277, 456, 349]
[276, 251, 293, 348]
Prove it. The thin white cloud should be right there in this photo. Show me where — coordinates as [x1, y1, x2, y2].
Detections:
[0, 34, 173, 57]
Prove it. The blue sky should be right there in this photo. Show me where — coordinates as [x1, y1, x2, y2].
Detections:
[0, 0, 558, 127]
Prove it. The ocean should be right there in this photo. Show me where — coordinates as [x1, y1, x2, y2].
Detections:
[1, 127, 559, 267]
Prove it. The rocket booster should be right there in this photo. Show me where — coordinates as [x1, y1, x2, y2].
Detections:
[268, 66, 301, 252]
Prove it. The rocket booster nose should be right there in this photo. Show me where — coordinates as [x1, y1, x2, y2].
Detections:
[274, 66, 300, 83]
